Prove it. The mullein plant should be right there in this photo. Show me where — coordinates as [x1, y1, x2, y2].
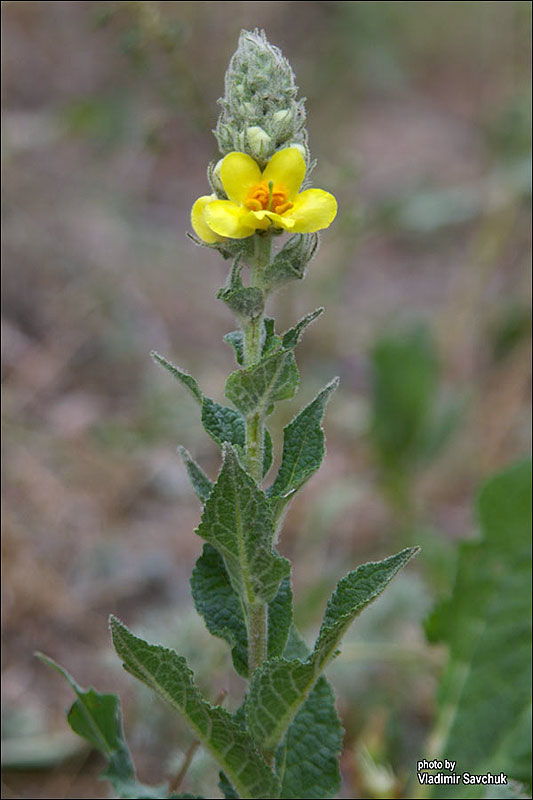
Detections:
[39, 30, 418, 800]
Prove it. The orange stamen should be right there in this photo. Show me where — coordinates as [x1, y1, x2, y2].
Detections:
[273, 201, 293, 215]
[244, 180, 291, 214]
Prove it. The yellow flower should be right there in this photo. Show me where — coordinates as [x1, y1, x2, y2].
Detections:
[191, 148, 337, 242]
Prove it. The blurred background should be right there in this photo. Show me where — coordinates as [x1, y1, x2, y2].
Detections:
[2, 2, 531, 798]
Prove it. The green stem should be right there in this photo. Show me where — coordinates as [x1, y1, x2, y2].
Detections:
[243, 234, 271, 482]
[247, 602, 268, 675]
[242, 233, 272, 676]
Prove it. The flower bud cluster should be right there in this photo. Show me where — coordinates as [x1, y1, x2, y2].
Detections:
[214, 29, 309, 171]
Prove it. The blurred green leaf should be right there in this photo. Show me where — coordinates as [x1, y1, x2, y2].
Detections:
[61, 92, 134, 148]
[426, 459, 532, 797]
[370, 326, 436, 467]
[369, 325, 457, 506]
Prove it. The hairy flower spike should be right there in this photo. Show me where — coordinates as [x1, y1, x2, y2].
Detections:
[215, 29, 309, 168]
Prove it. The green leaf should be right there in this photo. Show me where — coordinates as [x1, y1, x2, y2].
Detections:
[219, 771, 240, 799]
[276, 677, 342, 799]
[245, 547, 419, 751]
[225, 350, 299, 417]
[217, 256, 264, 320]
[224, 319, 281, 368]
[262, 318, 282, 356]
[191, 544, 248, 677]
[150, 352, 248, 460]
[262, 234, 319, 291]
[201, 397, 245, 449]
[191, 546, 293, 678]
[217, 286, 265, 320]
[178, 447, 212, 502]
[267, 379, 339, 516]
[196, 445, 290, 605]
[263, 428, 273, 479]
[281, 308, 324, 350]
[224, 330, 245, 366]
[109, 616, 280, 800]
[171, 795, 205, 799]
[282, 625, 310, 661]
[314, 547, 420, 668]
[36, 654, 164, 799]
[277, 626, 342, 798]
[263, 254, 304, 291]
[267, 578, 293, 660]
[151, 351, 202, 404]
[425, 459, 532, 798]
[369, 326, 438, 472]
[483, 782, 530, 799]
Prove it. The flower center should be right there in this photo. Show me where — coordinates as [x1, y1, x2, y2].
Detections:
[244, 180, 293, 215]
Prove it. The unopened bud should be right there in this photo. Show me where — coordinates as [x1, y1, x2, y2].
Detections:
[273, 109, 292, 125]
[246, 127, 272, 161]
[214, 29, 309, 168]
[209, 158, 225, 195]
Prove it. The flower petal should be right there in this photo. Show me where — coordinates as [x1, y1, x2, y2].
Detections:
[204, 200, 257, 239]
[252, 210, 296, 231]
[191, 195, 223, 243]
[262, 148, 306, 200]
[220, 152, 262, 204]
[285, 189, 338, 233]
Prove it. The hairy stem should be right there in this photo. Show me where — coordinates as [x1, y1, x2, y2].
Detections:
[243, 233, 272, 482]
[247, 602, 268, 675]
[243, 233, 272, 676]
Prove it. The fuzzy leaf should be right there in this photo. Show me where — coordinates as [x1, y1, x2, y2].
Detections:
[201, 397, 245, 448]
[314, 547, 419, 667]
[152, 351, 202, 404]
[196, 445, 290, 605]
[262, 234, 319, 291]
[283, 626, 310, 661]
[278, 628, 343, 799]
[425, 460, 532, 797]
[263, 428, 274, 478]
[219, 771, 240, 799]
[191, 545, 292, 678]
[224, 319, 281, 367]
[267, 577, 293, 660]
[225, 350, 299, 417]
[276, 677, 342, 799]
[191, 544, 248, 677]
[281, 308, 324, 350]
[217, 286, 265, 320]
[262, 317, 282, 356]
[267, 379, 339, 516]
[36, 654, 164, 799]
[151, 351, 244, 452]
[263, 254, 305, 290]
[109, 617, 279, 800]
[178, 447, 213, 502]
[224, 331, 245, 366]
[246, 547, 419, 750]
